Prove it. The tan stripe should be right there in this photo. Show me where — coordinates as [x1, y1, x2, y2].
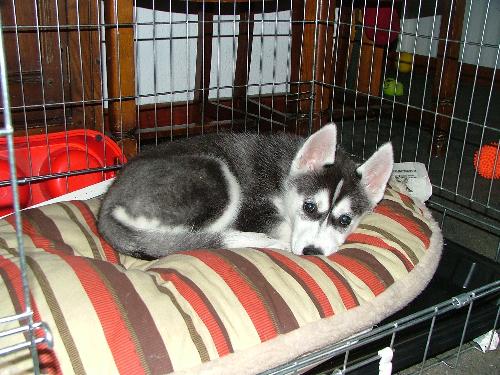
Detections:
[42, 204, 98, 259]
[59, 203, 103, 260]
[264, 250, 330, 317]
[321, 258, 376, 303]
[161, 253, 262, 351]
[283, 254, 347, 315]
[0, 256, 23, 313]
[0, 217, 36, 253]
[384, 188, 397, 199]
[343, 243, 410, 277]
[145, 268, 223, 367]
[93, 261, 173, 373]
[358, 223, 419, 264]
[23, 208, 75, 255]
[216, 249, 300, 334]
[34, 255, 119, 374]
[360, 212, 426, 259]
[149, 270, 210, 362]
[0, 262, 32, 370]
[387, 189, 415, 211]
[86, 261, 151, 374]
[26, 255, 86, 374]
[0, 237, 17, 255]
[338, 248, 394, 288]
[315, 257, 360, 308]
[382, 200, 432, 239]
[232, 249, 321, 327]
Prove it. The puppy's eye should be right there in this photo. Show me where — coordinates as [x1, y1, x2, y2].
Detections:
[303, 200, 317, 214]
[338, 214, 352, 226]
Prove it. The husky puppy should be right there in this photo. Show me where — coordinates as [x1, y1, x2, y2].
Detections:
[98, 124, 393, 259]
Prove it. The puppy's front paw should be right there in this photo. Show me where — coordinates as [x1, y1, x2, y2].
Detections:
[261, 238, 291, 251]
[224, 231, 290, 251]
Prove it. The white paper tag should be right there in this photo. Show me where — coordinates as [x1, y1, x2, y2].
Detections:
[391, 162, 432, 202]
[378, 347, 394, 375]
[473, 330, 499, 352]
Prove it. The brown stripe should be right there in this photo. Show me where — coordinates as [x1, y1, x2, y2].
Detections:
[393, 191, 416, 211]
[214, 249, 300, 334]
[338, 248, 395, 288]
[81, 197, 101, 215]
[382, 200, 432, 239]
[262, 251, 326, 318]
[71, 200, 121, 266]
[150, 267, 233, 359]
[384, 188, 396, 199]
[358, 223, 419, 265]
[0, 246, 39, 367]
[59, 202, 103, 260]
[26, 256, 86, 374]
[317, 257, 360, 307]
[23, 208, 75, 255]
[0, 237, 18, 255]
[92, 260, 173, 374]
[0, 261, 23, 314]
[152, 276, 211, 363]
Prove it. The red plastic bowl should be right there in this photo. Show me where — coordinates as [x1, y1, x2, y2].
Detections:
[0, 130, 126, 216]
[0, 160, 30, 209]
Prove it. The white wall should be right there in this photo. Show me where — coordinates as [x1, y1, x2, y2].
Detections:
[459, 0, 500, 69]
[114, 2, 498, 104]
[135, 8, 292, 104]
[398, 0, 500, 69]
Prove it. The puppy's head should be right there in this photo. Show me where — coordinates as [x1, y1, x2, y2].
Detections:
[285, 123, 393, 256]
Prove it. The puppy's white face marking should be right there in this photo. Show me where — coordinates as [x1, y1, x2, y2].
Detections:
[332, 179, 344, 203]
[331, 197, 351, 219]
[284, 187, 362, 256]
[312, 189, 330, 214]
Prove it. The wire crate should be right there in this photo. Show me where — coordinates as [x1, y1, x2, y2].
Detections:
[0, 0, 499, 374]
[0, 7, 53, 374]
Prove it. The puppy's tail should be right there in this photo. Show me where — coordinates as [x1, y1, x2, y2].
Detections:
[97, 209, 223, 260]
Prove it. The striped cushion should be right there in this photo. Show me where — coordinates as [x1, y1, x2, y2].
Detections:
[0, 184, 442, 375]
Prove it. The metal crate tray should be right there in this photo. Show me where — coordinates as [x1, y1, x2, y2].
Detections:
[306, 240, 500, 374]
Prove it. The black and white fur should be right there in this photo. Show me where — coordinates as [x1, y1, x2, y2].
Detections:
[98, 124, 393, 259]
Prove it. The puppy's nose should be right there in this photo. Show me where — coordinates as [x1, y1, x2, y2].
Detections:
[302, 246, 323, 256]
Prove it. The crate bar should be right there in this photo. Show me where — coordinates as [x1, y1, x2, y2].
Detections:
[454, 0, 493, 198]
[0, 322, 52, 357]
[262, 281, 499, 375]
[0, 7, 39, 372]
[0, 165, 122, 188]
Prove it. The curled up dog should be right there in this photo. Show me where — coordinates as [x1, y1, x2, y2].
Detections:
[98, 123, 393, 259]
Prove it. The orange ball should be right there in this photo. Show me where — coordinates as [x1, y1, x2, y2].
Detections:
[474, 143, 500, 180]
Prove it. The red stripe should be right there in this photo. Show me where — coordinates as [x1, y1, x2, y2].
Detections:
[262, 250, 334, 318]
[306, 257, 358, 309]
[374, 205, 430, 248]
[8, 216, 146, 374]
[6, 215, 59, 255]
[0, 254, 61, 375]
[61, 256, 146, 374]
[158, 270, 231, 356]
[71, 201, 120, 264]
[398, 192, 414, 207]
[346, 233, 414, 271]
[187, 251, 278, 341]
[330, 253, 386, 296]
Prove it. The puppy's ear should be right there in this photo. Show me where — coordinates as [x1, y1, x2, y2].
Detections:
[357, 143, 394, 206]
[291, 123, 337, 175]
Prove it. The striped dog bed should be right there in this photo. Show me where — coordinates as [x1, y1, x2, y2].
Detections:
[0, 183, 442, 374]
